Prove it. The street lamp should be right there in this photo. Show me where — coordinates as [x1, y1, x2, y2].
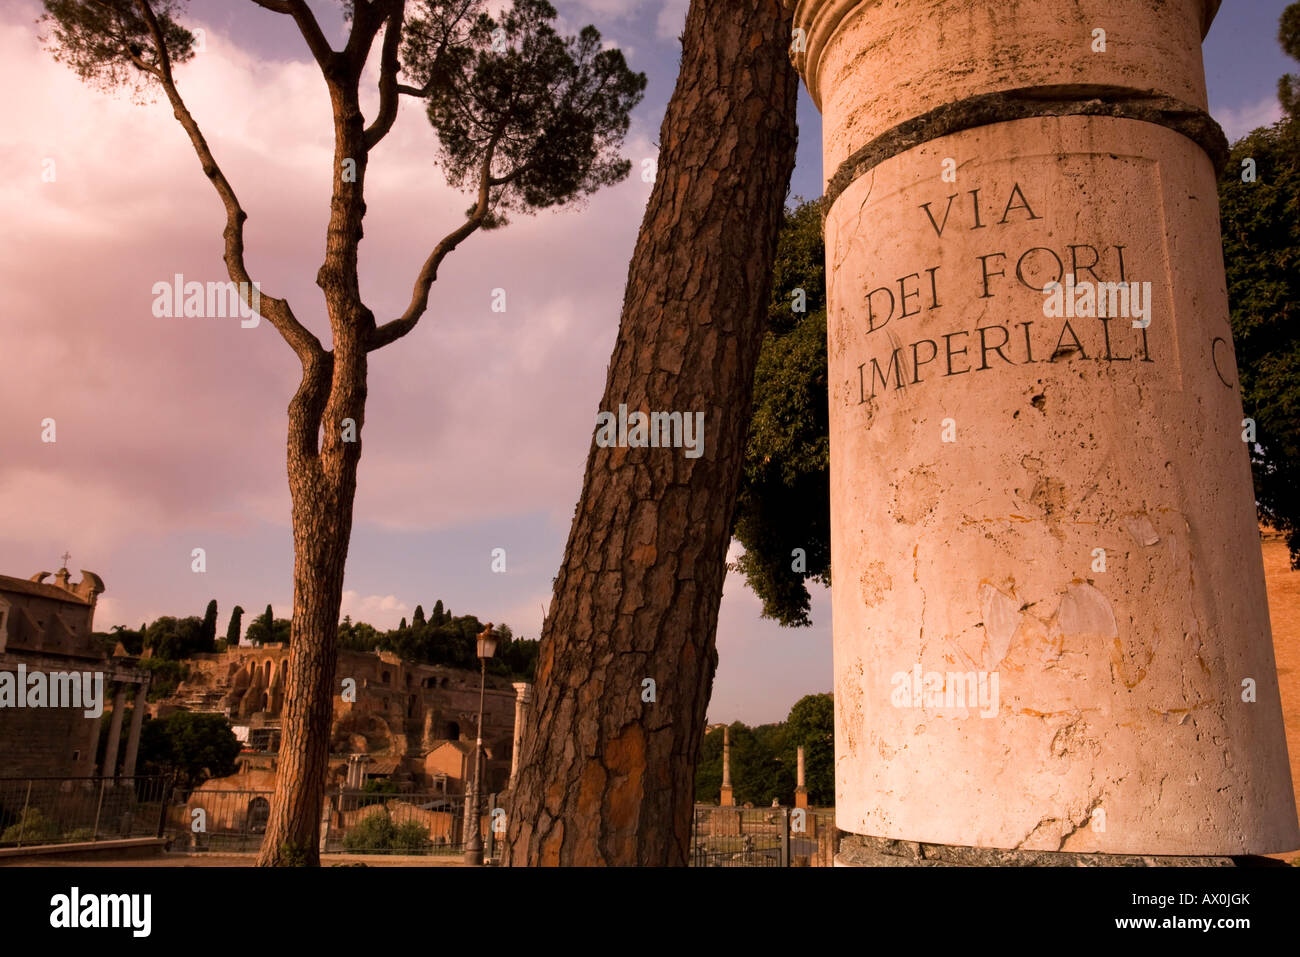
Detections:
[464, 623, 498, 866]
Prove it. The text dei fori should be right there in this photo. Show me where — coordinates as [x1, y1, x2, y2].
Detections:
[851, 182, 1156, 404]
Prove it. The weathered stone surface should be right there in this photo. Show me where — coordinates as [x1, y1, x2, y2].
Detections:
[835, 834, 1274, 867]
[791, 0, 1300, 857]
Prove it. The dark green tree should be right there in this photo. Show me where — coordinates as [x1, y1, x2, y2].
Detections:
[693, 721, 794, 806]
[137, 711, 240, 790]
[731, 199, 830, 625]
[783, 693, 834, 806]
[98, 623, 145, 656]
[200, 599, 218, 649]
[1279, 2, 1300, 117]
[245, 605, 290, 646]
[431, 600, 446, 625]
[144, 616, 206, 660]
[225, 605, 244, 646]
[412, 604, 425, 628]
[1219, 2, 1300, 566]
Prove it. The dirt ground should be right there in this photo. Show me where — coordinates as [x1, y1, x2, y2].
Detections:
[1262, 533, 1300, 852]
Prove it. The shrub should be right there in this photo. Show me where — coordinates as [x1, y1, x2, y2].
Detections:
[0, 807, 62, 844]
[343, 809, 397, 853]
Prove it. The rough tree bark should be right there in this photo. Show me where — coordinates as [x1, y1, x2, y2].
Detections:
[256, 4, 377, 867]
[506, 0, 799, 866]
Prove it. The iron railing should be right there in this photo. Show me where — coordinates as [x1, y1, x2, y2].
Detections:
[0, 776, 172, 848]
[689, 804, 838, 866]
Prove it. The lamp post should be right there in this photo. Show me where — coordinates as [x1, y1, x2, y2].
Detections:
[464, 623, 497, 866]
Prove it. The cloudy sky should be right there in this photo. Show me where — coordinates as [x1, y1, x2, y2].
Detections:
[0, 0, 1292, 724]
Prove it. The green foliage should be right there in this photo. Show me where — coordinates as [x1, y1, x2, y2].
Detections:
[402, 0, 646, 228]
[245, 605, 290, 646]
[39, 0, 195, 96]
[338, 602, 538, 679]
[1280, 2, 1300, 117]
[695, 695, 835, 807]
[782, 693, 834, 805]
[141, 657, 189, 701]
[137, 710, 240, 790]
[96, 623, 145, 656]
[225, 605, 243, 646]
[201, 599, 218, 647]
[1218, 7, 1300, 566]
[732, 199, 830, 626]
[144, 615, 212, 660]
[0, 807, 62, 844]
[276, 842, 312, 867]
[695, 721, 793, 806]
[342, 808, 431, 854]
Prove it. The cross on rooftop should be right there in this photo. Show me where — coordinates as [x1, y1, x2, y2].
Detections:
[60, 551, 71, 568]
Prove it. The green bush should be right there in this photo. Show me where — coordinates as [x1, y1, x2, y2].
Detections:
[342, 808, 430, 854]
[343, 809, 397, 853]
[0, 807, 62, 844]
[391, 820, 432, 852]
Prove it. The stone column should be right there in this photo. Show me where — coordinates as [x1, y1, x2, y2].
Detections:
[83, 707, 101, 776]
[795, 745, 809, 810]
[510, 682, 532, 788]
[720, 726, 734, 807]
[101, 682, 127, 781]
[790, 0, 1299, 857]
[121, 678, 149, 778]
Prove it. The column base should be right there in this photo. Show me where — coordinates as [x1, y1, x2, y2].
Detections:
[834, 833, 1288, 867]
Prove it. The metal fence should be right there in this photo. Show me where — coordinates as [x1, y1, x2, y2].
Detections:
[690, 804, 838, 866]
[173, 785, 503, 857]
[0, 776, 172, 848]
[321, 789, 483, 856]
[1, 777, 834, 865]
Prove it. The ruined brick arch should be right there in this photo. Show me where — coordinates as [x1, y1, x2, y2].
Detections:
[246, 796, 270, 833]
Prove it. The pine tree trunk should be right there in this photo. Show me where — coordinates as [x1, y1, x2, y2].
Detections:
[506, 0, 799, 866]
[255, 341, 366, 865]
[256, 91, 372, 860]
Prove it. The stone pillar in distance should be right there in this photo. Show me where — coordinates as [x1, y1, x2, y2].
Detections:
[101, 682, 127, 781]
[510, 682, 532, 789]
[121, 678, 149, 778]
[788, 0, 1299, 858]
[720, 726, 734, 807]
[795, 745, 809, 810]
